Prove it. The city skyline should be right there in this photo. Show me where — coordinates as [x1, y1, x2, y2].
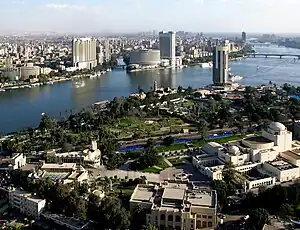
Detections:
[1, 0, 300, 34]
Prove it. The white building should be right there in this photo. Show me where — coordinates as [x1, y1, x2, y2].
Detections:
[9, 189, 46, 218]
[0, 153, 26, 171]
[159, 31, 176, 67]
[72, 38, 97, 70]
[53, 140, 101, 166]
[263, 159, 300, 182]
[193, 122, 299, 190]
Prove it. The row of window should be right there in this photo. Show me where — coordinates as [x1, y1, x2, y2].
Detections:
[160, 214, 181, 222]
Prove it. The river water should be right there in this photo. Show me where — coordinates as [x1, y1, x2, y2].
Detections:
[1, 44, 300, 134]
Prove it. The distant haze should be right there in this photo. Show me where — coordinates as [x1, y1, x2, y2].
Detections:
[1, 0, 300, 35]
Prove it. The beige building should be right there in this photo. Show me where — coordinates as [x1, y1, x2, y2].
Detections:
[9, 189, 46, 218]
[53, 140, 101, 166]
[130, 182, 217, 230]
[29, 162, 88, 184]
[72, 38, 97, 70]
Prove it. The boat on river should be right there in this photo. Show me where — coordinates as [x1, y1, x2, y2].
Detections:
[73, 80, 85, 88]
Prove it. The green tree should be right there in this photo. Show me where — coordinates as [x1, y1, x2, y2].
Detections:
[279, 203, 294, 219]
[140, 147, 160, 167]
[131, 204, 147, 230]
[163, 136, 175, 146]
[61, 142, 73, 152]
[39, 115, 56, 132]
[248, 208, 269, 230]
[98, 197, 131, 230]
[222, 161, 235, 184]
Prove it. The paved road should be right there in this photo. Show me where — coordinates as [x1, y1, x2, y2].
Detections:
[120, 127, 237, 147]
[90, 168, 162, 183]
[90, 159, 209, 183]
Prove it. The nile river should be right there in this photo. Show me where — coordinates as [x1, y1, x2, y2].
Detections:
[1, 44, 300, 134]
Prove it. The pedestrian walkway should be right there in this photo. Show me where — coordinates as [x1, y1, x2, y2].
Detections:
[163, 158, 173, 167]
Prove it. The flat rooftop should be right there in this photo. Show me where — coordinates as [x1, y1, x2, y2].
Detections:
[188, 191, 214, 207]
[282, 150, 300, 160]
[42, 172, 69, 180]
[41, 163, 76, 170]
[131, 185, 156, 203]
[162, 187, 185, 201]
[243, 136, 273, 144]
[268, 159, 297, 171]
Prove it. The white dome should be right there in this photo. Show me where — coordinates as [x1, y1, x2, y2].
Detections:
[269, 122, 286, 131]
[228, 145, 240, 155]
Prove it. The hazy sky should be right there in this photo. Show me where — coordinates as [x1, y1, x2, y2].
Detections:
[1, 0, 300, 34]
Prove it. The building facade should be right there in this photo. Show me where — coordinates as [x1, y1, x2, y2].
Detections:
[9, 189, 46, 218]
[212, 45, 229, 85]
[72, 38, 97, 70]
[159, 31, 176, 66]
[129, 49, 161, 66]
[192, 122, 300, 191]
[242, 31, 247, 43]
[130, 182, 217, 230]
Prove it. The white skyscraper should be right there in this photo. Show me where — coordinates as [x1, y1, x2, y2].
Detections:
[72, 38, 97, 70]
[159, 31, 176, 66]
[212, 45, 229, 85]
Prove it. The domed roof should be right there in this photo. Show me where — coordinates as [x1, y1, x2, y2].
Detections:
[228, 145, 240, 155]
[269, 122, 286, 131]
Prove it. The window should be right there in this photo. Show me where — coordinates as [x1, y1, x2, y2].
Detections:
[202, 221, 207, 227]
[202, 215, 207, 218]
[175, 216, 181, 222]
[208, 222, 213, 227]
[196, 220, 201, 228]
[208, 216, 212, 219]
[161, 214, 166, 221]
[168, 215, 173, 221]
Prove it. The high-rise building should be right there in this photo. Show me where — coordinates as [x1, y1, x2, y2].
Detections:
[104, 40, 111, 62]
[242, 31, 247, 43]
[153, 80, 158, 91]
[212, 45, 229, 85]
[159, 31, 176, 66]
[72, 38, 97, 70]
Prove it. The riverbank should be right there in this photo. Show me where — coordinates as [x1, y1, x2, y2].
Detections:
[0, 70, 108, 92]
[0, 43, 299, 134]
[126, 65, 184, 73]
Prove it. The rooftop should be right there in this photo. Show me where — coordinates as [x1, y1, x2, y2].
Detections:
[131, 185, 156, 203]
[267, 159, 297, 171]
[243, 136, 273, 145]
[281, 150, 300, 160]
[41, 163, 76, 170]
[187, 190, 215, 207]
[162, 187, 186, 201]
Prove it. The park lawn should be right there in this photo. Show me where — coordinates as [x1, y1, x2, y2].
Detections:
[140, 158, 170, 173]
[181, 100, 195, 107]
[168, 157, 184, 166]
[111, 116, 188, 139]
[141, 167, 161, 173]
[192, 135, 246, 147]
[156, 159, 170, 169]
[155, 143, 186, 153]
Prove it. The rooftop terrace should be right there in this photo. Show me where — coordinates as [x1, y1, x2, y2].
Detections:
[268, 159, 297, 171]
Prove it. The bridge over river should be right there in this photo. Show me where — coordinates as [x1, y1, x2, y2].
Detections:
[251, 53, 300, 59]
